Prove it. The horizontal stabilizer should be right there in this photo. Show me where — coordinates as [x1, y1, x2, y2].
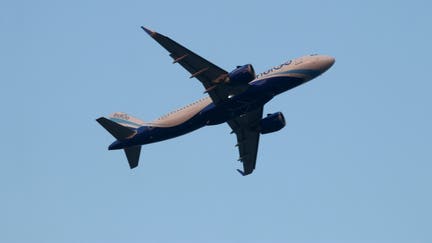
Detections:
[124, 146, 141, 169]
[236, 169, 246, 176]
[96, 117, 136, 140]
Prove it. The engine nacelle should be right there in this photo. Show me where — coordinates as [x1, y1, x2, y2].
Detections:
[259, 112, 286, 134]
[227, 64, 255, 84]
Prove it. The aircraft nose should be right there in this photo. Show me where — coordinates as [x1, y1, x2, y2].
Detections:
[318, 55, 335, 72]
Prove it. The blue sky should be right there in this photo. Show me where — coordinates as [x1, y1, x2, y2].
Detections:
[1, 0, 431, 242]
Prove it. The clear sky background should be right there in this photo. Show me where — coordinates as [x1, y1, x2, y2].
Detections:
[1, 0, 431, 242]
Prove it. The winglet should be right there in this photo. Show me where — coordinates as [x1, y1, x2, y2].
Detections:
[141, 26, 156, 37]
[236, 169, 246, 176]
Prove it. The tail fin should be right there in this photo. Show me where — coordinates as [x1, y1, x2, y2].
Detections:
[96, 117, 137, 140]
[108, 112, 145, 129]
[96, 117, 142, 169]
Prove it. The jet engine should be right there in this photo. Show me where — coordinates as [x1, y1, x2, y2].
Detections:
[227, 64, 255, 84]
[259, 112, 286, 134]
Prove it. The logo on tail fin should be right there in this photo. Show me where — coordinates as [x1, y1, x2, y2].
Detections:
[112, 112, 130, 121]
[108, 112, 145, 129]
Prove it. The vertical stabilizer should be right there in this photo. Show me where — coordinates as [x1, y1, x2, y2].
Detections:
[109, 112, 145, 129]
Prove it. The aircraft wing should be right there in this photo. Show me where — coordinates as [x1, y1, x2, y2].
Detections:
[141, 26, 248, 104]
[227, 107, 263, 176]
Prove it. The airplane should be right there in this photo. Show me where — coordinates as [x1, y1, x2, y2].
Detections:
[96, 26, 335, 176]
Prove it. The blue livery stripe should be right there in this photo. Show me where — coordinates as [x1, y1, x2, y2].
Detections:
[277, 69, 321, 77]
